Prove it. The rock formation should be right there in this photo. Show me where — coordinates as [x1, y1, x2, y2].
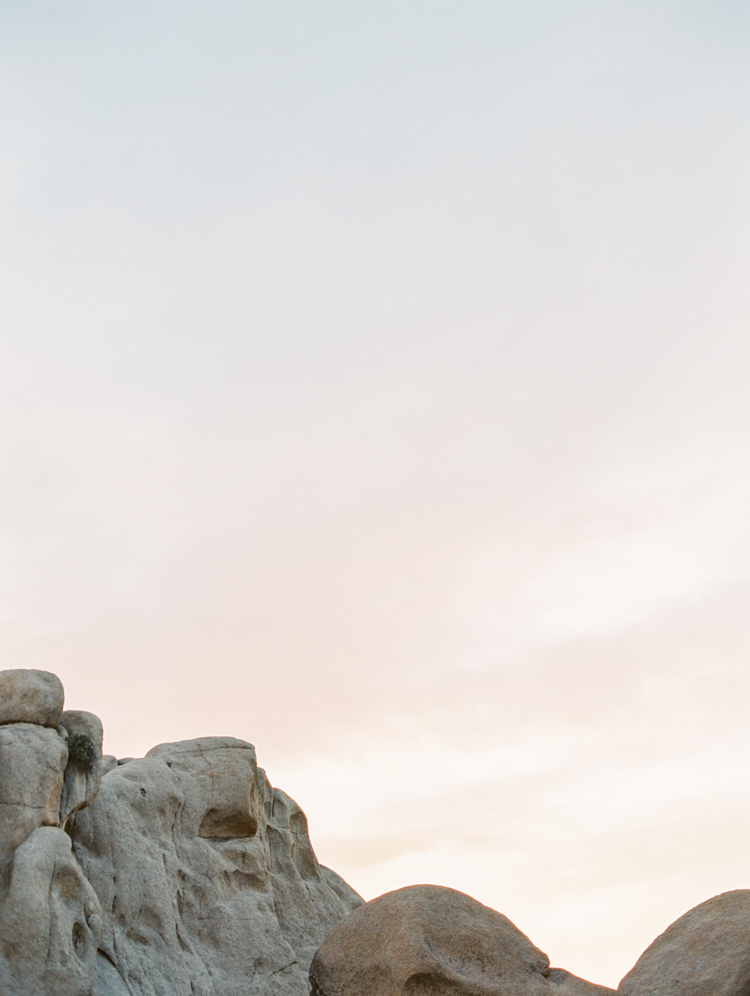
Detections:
[309, 884, 616, 996]
[1, 667, 747, 996]
[0, 670, 104, 996]
[0, 669, 360, 996]
[73, 737, 362, 996]
[618, 890, 750, 996]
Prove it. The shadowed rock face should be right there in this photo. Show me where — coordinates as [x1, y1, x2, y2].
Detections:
[309, 885, 616, 996]
[0, 827, 103, 996]
[0, 669, 105, 996]
[59, 712, 105, 832]
[618, 890, 750, 996]
[70, 737, 363, 996]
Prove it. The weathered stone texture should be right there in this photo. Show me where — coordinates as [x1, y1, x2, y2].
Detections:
[0, 826, 102, 996]
[5, 667, 745, 996]
[618, 889, 750, 996]
[71, 737, 362, 996]
[0, 722, 68, 860]
[59, 711, 104, 831]
[0, 669, 65, 727]
[309, 884, 616, 996]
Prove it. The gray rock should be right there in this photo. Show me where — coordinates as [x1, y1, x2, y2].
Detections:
[618, 889, 750, 996]
[101, 755, 119, 775]
[71, 736, 362, 996]
[0, 668, 625, 996]
[309, 884, 616, 996]
[0, 669, 65, 728]
[0, 722, 68, 860]
[549, 969, 618, 995]
[59, 711, 105, 831]
[0, 826, 102, 996]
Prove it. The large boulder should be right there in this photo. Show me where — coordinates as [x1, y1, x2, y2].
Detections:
[0, 669, 65, 728]
[618, 890, 750, 996]
[0, 826, 103, 996]
[0, 722, 68, 860]
[309, 884, 615, 996]
[71, 736, 363, 996]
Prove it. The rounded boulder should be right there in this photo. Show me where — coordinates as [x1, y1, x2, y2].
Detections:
[310, 884, 615, 996]
[618, 890, 750, 996]
[0, 670, 65, 728]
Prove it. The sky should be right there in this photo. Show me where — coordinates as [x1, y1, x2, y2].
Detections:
[1, 0, 750, 987]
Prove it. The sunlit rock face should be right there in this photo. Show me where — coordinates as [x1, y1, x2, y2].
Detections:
[309, 884, 616, 996]
[0, 669, 65, 728]
[70, 736, 362, 996]
[0, 669, 361, 996]
[0, 722, 69, 859]
[618, 890, 750, 996]
[2, 667, 748, 996]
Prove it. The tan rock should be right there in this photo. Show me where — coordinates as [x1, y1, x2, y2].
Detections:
[147, 736, 258, 838]
[618, 889, 750, 996]
[59, 710, 105, 831]
[0, 673, 363, 996]
[71, 736, 362, 996]
[550, 969, 618, 995]
[0, 669, 65, 727]
[309, 884, 615, 996]
[0, 722, 68, 860]
[0, 826, 102, 996]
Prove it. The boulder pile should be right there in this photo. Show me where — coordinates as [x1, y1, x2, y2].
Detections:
[0, 668, 747, 996]
[0, 669, 359, 996]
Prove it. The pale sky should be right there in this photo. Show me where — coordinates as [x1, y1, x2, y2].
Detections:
[2, 1, 750, 987]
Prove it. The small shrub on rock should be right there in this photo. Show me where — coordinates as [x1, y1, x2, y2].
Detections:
[67, 732, 96, 768]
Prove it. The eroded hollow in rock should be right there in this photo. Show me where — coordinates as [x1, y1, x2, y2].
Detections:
[198, 807, 258, 838]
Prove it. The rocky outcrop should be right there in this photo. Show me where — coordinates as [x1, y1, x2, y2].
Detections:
[3, 667, 750, 996]
[309, 884, 616, 996]
[0, 827, 103, 996]
[0, 669, 361, 996]
[70, 736, 362, 996]
[0, 721, 69, 859]
[0, 670, 104, 995]
[618, 890, 750, 996]
[59, 711, 105, 831]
